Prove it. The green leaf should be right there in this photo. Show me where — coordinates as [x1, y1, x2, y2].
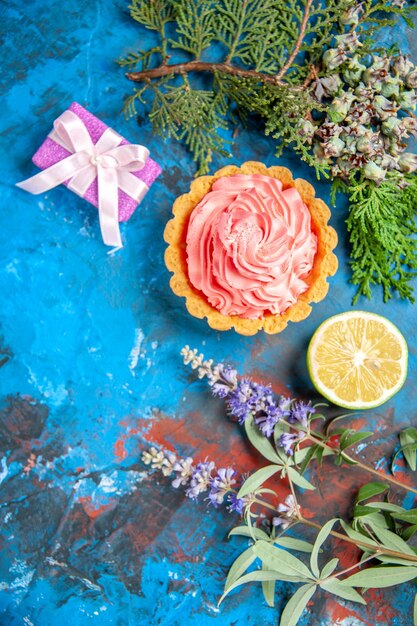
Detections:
[287, 467, 315, 491]
[365, 502, 405, 514]
[343, 566, 417, 588]
[376, 555, 417, 567]
[237, 465, 281, 498]
[356, 482, 389, 504]
[229, 526, 270, 542]
[400, 428, 417, 471]
[354, 511, 388, 530]
[354, 505, 379, 518]
[298, 444, 319, 475]
[279, 584, 316, 626]
[253, 541, 314, 579]
[339, 521, 379, 548]
[340, 431, 373, 451]
[320, 578, 367, 604]
[391, 510, 417, 525]
[320, 558, 339, 579]
[225, 547, 256, 590]
[244, 415, 282, 464]
[310, 519, 338, 578]
[261, 562, 275, 608]
[219, 570, 305, 605]
[274, 537, 315, 553]
[402, 525, 417, 542]
[393, 444, 417, 473]
[370, 526, 416, 557]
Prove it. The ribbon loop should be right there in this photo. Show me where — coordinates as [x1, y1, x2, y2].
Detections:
[16, 111, 150, 248]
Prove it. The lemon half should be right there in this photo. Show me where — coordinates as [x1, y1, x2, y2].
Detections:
[307, 311, 408, 410]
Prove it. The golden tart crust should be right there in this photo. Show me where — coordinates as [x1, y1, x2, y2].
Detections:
[164, 161, 338, 336]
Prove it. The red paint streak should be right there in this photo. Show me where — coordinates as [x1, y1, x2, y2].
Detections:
[114, 437, 128, 461]
[139, 414, 265, 476]
[171, 545, 201, 564]
[327, 597, 374, 626]
[365, 589, 398, 621]
[79, 496, 117, 519]
[326, 588, 398, 624]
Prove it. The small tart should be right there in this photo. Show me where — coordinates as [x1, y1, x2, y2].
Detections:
[164, 162, 338, 336]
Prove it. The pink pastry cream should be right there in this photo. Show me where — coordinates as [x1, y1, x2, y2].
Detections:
[186, 174, 318, 319]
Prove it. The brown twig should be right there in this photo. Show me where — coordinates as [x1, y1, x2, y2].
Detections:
[127, 61, 290, 87]
[251, 494, 417, 564]
[275, 0, 314, 80]
[127, 0, 317, 91]
[306, 433, 417, 497]
[301, 517, 417, 564]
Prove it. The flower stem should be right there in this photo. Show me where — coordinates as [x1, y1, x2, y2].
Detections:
[322, 553, 377, 582]
[300, 516, 417, 564]
[307, 432, 417, 496]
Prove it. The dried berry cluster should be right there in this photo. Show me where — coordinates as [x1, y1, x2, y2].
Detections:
[311, 45, 417, 185]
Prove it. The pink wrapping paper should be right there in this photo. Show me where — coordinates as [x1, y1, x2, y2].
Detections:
[32, 102, 162, 222]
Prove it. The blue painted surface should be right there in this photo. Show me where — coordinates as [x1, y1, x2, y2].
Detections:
[0, 2, 416, 625]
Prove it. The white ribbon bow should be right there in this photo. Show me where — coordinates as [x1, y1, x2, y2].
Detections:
[17, 110, 150, 248]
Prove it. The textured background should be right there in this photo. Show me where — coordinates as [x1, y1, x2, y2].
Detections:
[0, 1, 416, 625]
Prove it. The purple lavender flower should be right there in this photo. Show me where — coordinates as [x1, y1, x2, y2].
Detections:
[209, 364, 238, 398]
[287, 401, 316, 428]
[255, 396, 292, 436]
[227, 492, 245, 515]
[279, 432, 305, 456]
[186, 461, 215, 500]
[208, 467, 237, 506]
[227, 379, 281, 427]
[172, 457, 194, 488]
[272, 495, 298, 528]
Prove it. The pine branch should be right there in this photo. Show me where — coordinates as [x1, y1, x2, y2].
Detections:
[169, 0, 217, 57]
[275, 0, 314, 81]
[126, 60, 312, 89]
[345, 177, 417, 303]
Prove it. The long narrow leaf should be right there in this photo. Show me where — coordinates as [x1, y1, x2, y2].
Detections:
[370, 526, 416, 557]
[365, 502, 405, 513]
[274, 537, 315, 553]
[219, 570, 306, 605]
[355, 482, 389, 503]
[340, 520, 379, 547]
[244, 415, 282, 464]
[400, 428, 417, 471]
[342, 566, 417, 588]
[224, 547, 256, 590]
[310, 519, 338, 578]
[237, 465, 281, 498]
[320, 578, 366, 604]
[376, 555, 417, 567]
[287, 466, 315, 491]
[340, 431, 373, 451]
[320, 558, 339, 579]
[253, 541, 314, 579]
[279, 584, 316, 626]
[392, 510, 417, 525]
[229, 526, 270, 541]
[261, 562, 275, 608]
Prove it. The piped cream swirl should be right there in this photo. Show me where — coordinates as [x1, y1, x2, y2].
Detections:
[186, 174, 317, 319]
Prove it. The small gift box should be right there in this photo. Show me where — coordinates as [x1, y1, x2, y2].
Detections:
[17, 102, 162, 248]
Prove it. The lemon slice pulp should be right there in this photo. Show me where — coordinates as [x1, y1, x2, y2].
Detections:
[307, 311, 408, 410]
